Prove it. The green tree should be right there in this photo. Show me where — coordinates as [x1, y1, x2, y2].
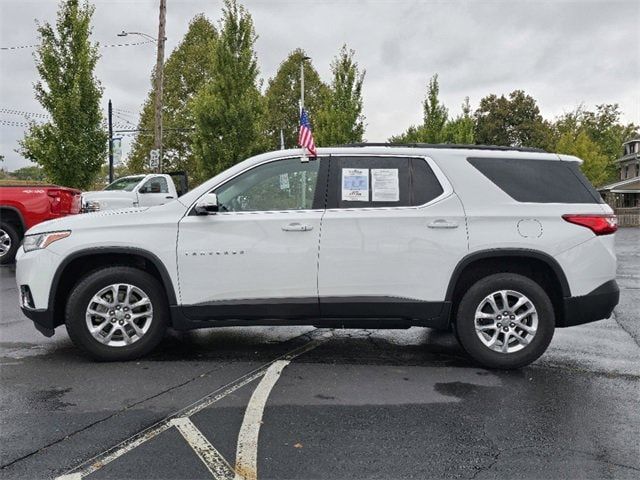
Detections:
[475, 90, 551, 149]
[128, 15, 217, 181]
[421, 74, 448, 143]
[556, 131, 610, 186]
[554, 104, 638, 180]
[262, 49, 327, 150]
[389, 74, 448, 143]
[315, 45, 365, 146]
[11, 166, 47, 182]
[191, 0, 262, 180]
[442, 97, 475, 144]
[388, 125, 425, 144]
[19, 0, 107, 189]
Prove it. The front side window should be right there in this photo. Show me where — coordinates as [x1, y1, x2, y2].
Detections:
[214, 157, 322, 212]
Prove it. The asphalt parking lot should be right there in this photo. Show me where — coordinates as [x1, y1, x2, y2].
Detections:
[1, 229, 639, 480]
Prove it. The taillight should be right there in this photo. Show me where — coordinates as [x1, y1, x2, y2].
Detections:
[562, 214, 618, 235]
[47, 189, 61, 214]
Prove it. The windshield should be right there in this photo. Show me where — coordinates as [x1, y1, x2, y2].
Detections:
[104, 176, 145, 192]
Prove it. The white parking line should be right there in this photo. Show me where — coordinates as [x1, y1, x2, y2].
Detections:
[235, 360, 290, 480]
[172, 417, 235, 479]
[55, 331, 328, 480]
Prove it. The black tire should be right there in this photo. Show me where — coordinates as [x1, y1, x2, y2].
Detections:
[65, 266, 168, 361]
[0, 222, 20, 265]
[455, 273, 555, 369]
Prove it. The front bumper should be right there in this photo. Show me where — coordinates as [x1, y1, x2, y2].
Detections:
[560, 279, 619, 327]
[21, 307, 55, 337]
[16, 247, 62, 337]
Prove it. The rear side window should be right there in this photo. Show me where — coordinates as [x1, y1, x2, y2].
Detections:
[328, 156, 443, 208]
[142, 177, 169, 194]
[411, 158, 444, 205]
[468, 157, 603, 204]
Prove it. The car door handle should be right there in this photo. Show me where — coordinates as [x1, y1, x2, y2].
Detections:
[428, 219, 458, 229]
[165, 196, 174, 199]
[282, 222, 313, 232]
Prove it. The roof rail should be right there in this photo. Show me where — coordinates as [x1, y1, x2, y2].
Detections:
[333, 143, 547, 153]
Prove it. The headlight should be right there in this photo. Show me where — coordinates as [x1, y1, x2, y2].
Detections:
[83, 200, 101, 212]
[23, 231, 71, 252]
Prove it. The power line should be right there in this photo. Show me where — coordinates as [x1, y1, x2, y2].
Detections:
[113, 112, 136, 126]
[0, 108, 50, 119]
[0, 119, 31, 127]
[1, 39, 154, 52]
[114, 107, 138, 116]
[0, 44, 38, 51]
[102, 40, 155, 49]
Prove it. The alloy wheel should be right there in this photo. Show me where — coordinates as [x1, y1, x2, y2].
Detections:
[0, 229, 11, 258]
[474, 289, 538, 353]
[85, 283, 153, 347]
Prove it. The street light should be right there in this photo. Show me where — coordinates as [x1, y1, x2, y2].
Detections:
[117, 31, 157, 43]
[116, 0, 166, 174]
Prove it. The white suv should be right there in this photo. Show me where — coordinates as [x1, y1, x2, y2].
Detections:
[16, 145, 619, 368]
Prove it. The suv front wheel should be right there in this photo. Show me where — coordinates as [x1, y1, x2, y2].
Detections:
[65, 266, 168, 361]
[455, 273, 555, 369]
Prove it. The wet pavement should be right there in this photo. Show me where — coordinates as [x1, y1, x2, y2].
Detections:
[1, 229, 639, 479]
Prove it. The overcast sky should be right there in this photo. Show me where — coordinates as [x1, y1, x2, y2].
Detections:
[1, 0, 638, 171]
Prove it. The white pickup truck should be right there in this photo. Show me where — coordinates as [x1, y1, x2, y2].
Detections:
[82, 174, 181, 212]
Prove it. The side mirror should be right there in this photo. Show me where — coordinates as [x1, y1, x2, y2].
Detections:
[194, 192, 219, 215]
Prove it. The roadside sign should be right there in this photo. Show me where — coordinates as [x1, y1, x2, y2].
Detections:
[149, 149, 160, 169]
[113, 138, 122, 165]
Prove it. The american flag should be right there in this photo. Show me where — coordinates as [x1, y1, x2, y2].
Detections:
[298, 108, 317, 157]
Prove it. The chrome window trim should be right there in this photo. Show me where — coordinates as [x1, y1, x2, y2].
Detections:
[186, 153, 453, 216]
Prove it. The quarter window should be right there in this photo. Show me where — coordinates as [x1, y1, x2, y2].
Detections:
[214, 157, 322, 212]
[468, 157, 603, 204]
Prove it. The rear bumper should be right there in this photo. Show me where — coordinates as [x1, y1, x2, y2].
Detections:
[560, 279, 619, 327]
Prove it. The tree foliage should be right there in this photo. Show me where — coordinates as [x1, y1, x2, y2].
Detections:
[421, 74, 448, 143]
[389, 74, 448, 143]
[127, 14, 217, 180]
[19, 0, 107, 189]
[191, 0, 262, 181]
[314, 45, 365, 146]
[10, 166, 47, 182]
[442, 97, 475, 144]
[553, 104, 638, 181]
[556, 131, 610, 186]
[262, 49, 327, 150]
[475, 90, 551, 149]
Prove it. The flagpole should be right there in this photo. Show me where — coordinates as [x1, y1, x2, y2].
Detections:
[300, 55, 311, 161]
[300, 59, 305, 114]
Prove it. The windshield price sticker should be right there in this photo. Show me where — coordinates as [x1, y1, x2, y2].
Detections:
[372, 168, 399, 202]
[342, 168, 369, 201]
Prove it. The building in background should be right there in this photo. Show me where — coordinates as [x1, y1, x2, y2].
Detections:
[599, 137, 640, 226]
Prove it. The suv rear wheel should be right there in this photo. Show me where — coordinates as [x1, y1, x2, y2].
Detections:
[455, 273, 555, 369]
[65, 266, 168, 361]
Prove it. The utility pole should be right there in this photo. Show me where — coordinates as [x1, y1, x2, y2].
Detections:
[108, 99, 114, 183]
[299, 56, 312, 110]
[154, 0, 167, 173]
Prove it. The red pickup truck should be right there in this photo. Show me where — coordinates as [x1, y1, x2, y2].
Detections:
[0, 184, 82, 264]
